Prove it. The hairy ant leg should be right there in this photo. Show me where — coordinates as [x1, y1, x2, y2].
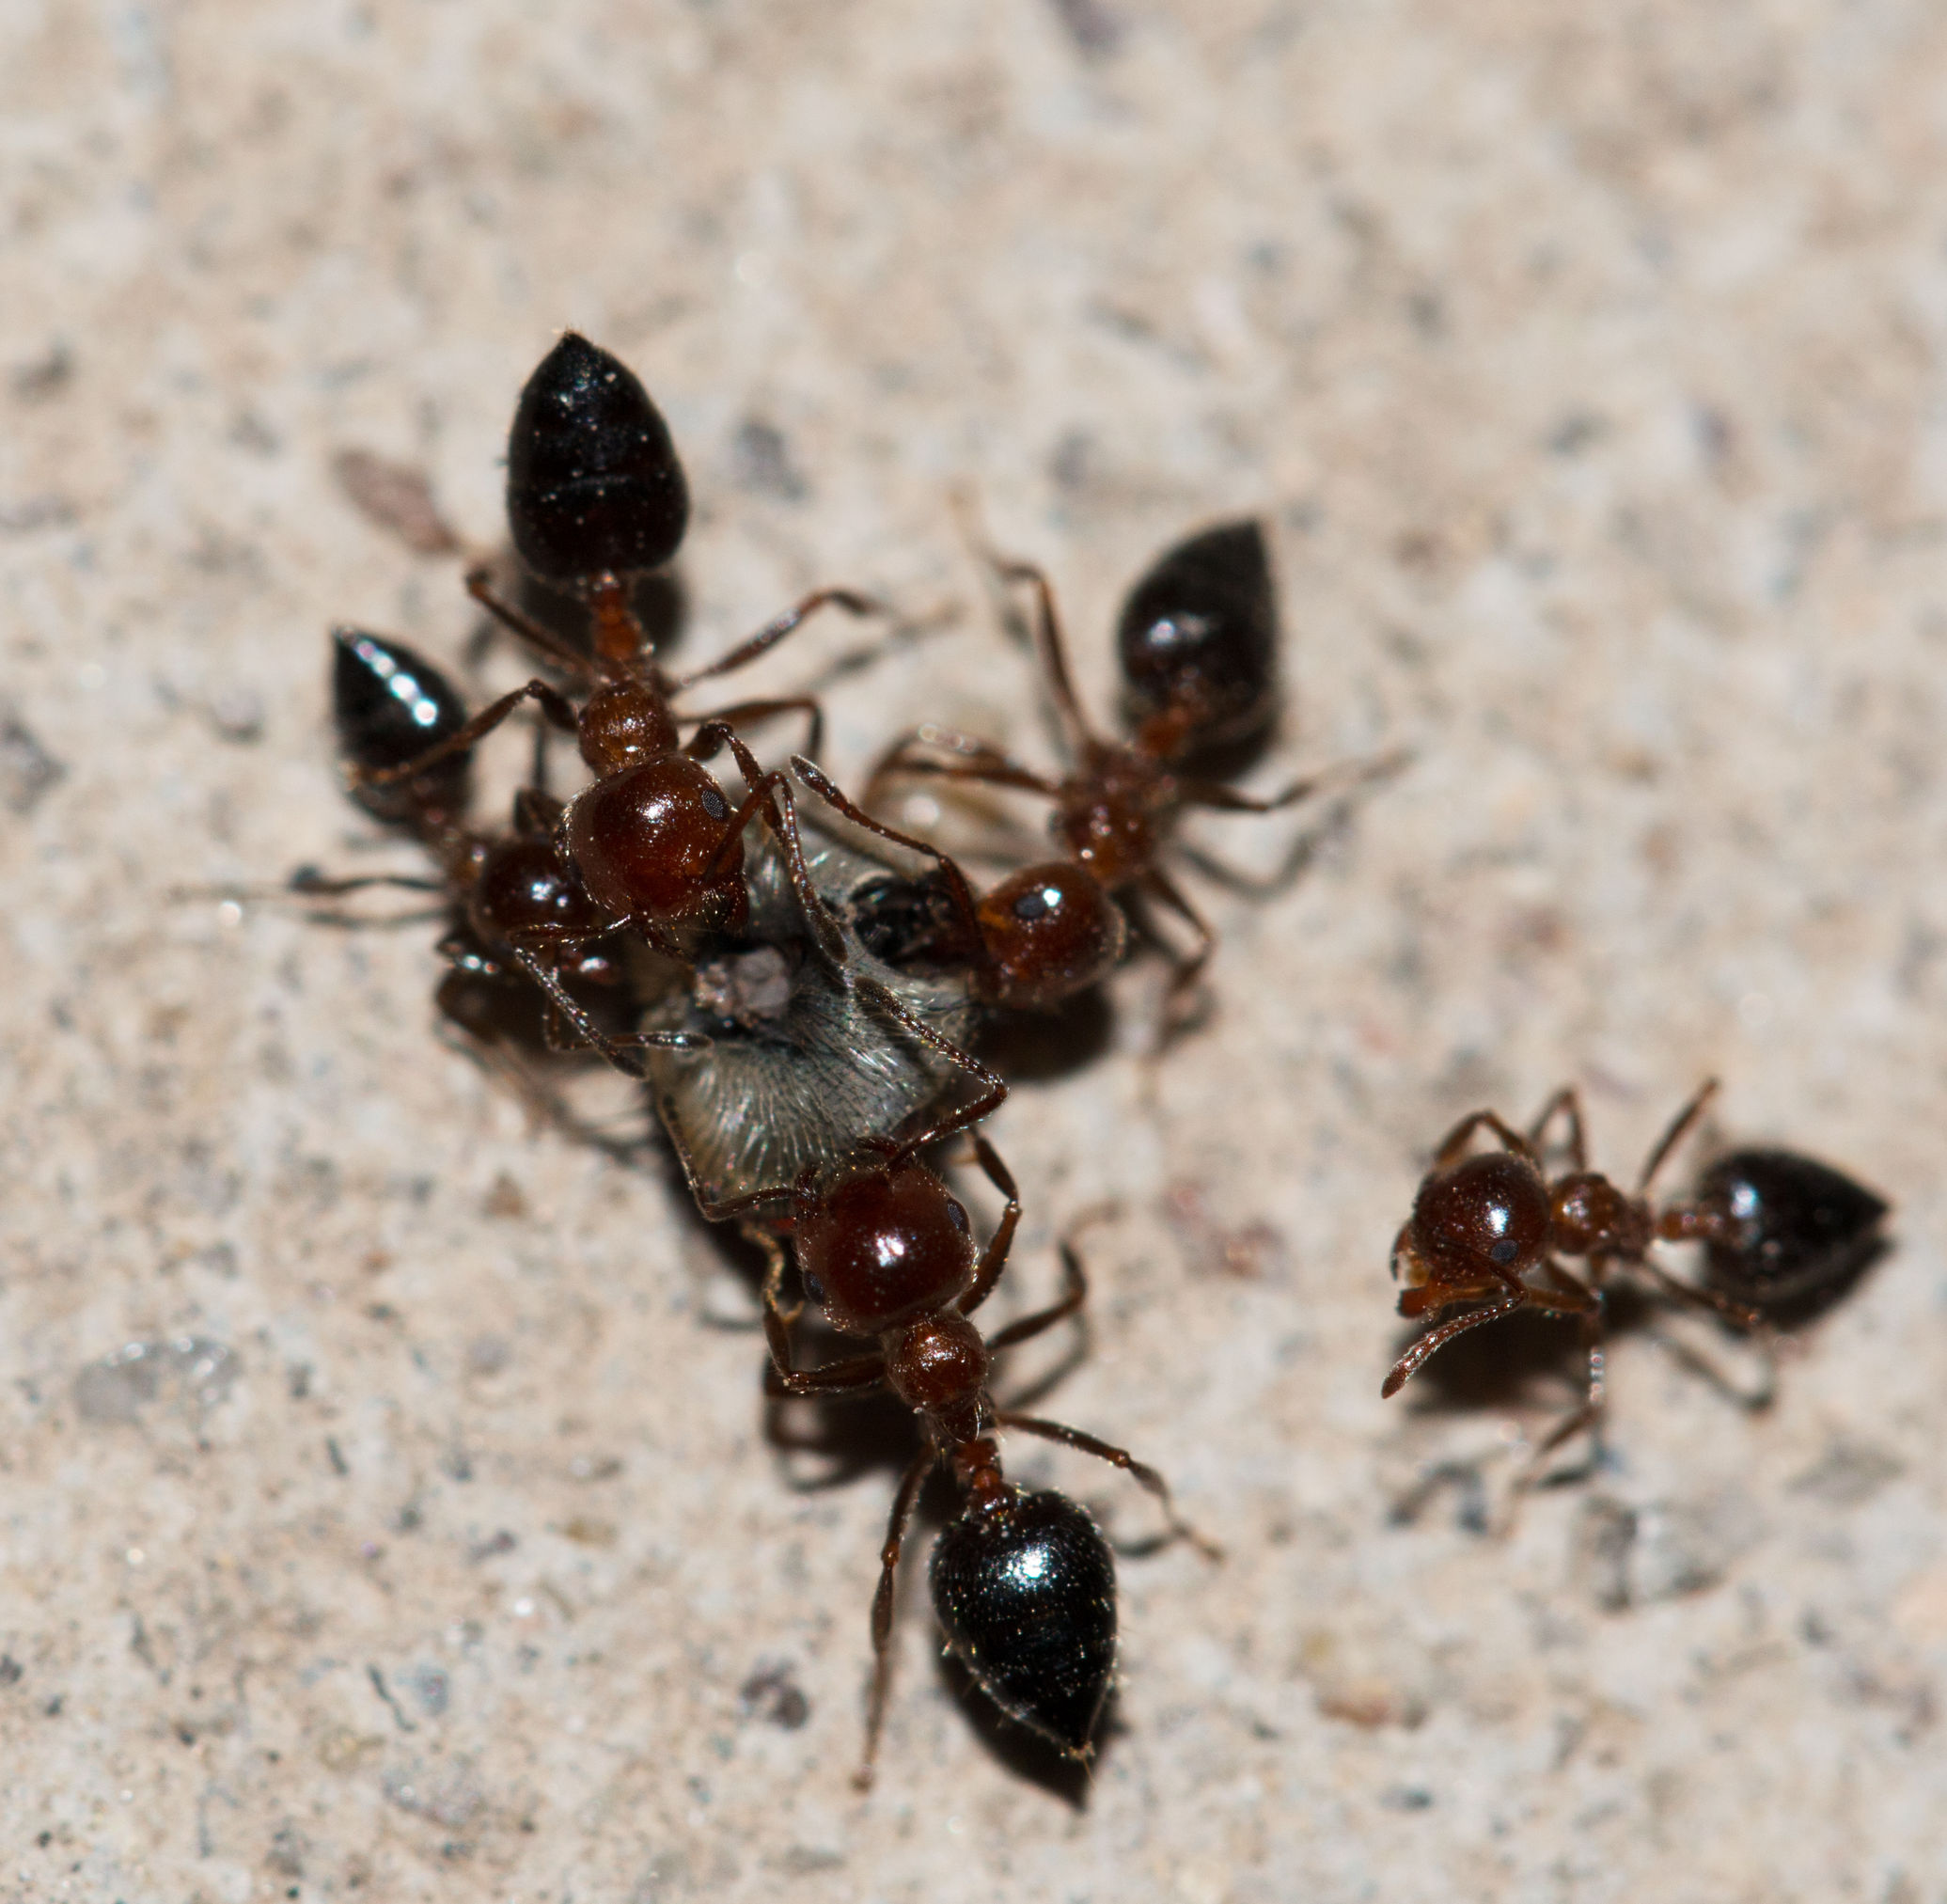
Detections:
[681, 696, 824, 761]
[1428, 1108, 1539, 1173]
[671, 586, 881, 690]
[953, 1137, 1022, 1317]
[864, 727, 1064, 808]
[356, 676, 581, 792]
[983, 1240, 1085, 1350]
[686, 725, 850, 969]
[858, 976, 1007, 1156]
[857, 1443, 941, 1789]
[1636, 1077, 1719, 1192]
[1527, 1087, 1589, 1169]
[287, 869, 445, 900]
[988, 557, 1096, 757]
[994, 1413, 1220, 1561]
[506, 943, 710, 1078]
[1136, 863, 1218, 1036]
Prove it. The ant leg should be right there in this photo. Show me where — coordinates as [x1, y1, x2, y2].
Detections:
[856, 1442, 939, 1791]
[955, 1136, 1023, 1316]
[1637, 1078, 1719, 1192]
[1637, 1258, 1761, 1331]
[1382, 1290, 1529, 1397]
[983, 1239, 1085, 1348]
[994, 1412, 1222, 1562]
[358, 679, 580, 788]
[792, 755, 985, 953]
[683, 696, 824, 762]
[287, 869, 446, 898]
[1138, 866, 1216, 1036]
[463, 568, 600, 674]
[856, 975, 1007, 1157]
[673, 588, 881, 691]
[1527, 1089, 1588, 1171]
[507, 944, 711, 1079]
[1532, 1259, 1602, 1315]
[758, 1283, 887, 1396]
[1507, 1305, 1609, 1506]
[692, 732, 851, 969]
[985, 559, 1095, 759]
[1176, 746, 1413, 816]
[1639, 1295, 1778, 1411]
[1635, 1255, 1775, 1406]
[1429, 1109, 1539, 1172]
[746, 1223, 804, 1330]
[864, 726, 1062, 808]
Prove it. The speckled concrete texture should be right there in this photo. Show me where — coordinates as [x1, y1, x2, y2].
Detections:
[5, 3, 1947, 1899]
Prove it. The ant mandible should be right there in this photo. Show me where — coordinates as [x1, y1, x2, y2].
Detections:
[723, 1139, 1217, 1783]
[352, 333, 903, 1071]
[868, 521, 1395, 1028]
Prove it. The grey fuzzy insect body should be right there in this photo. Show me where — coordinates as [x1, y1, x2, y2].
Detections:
[636, 798, 979, 1212]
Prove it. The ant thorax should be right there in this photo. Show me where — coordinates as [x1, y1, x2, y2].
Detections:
[633, 786, 981, 1214]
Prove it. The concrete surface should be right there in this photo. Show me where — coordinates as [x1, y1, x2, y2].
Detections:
[5, 3, 1947, 1898]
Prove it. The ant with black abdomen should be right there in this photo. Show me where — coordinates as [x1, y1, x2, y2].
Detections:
[715, 1137, 1218, 1784]
[867, 519, 1401, 1033]
[340, 336, 1012, 1156]
[1385, 1079, 1889, 1496]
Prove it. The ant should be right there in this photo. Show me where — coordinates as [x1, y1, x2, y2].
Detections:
[790, 753, 1128, 1012]
[866, 519, 1396, 1029]
[302, 626, 638, 1081]
[721, 1138, 1217, 1784]
[350, 335, 1004, 1144]
[1384, 1080, 1889, 1487]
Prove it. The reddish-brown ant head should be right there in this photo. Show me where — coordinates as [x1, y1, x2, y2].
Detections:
[793, 1160, 978, 1338]
[1549, 1172, 1647, 1260]
[1398, 1151, 1550, 1310]
[578, 679, 679, 775]
[507, 333, 690, 589]
[564, 757, 748, 930]
[1116, 520, 1278, 754]
[973, 862, 1127, 1010]
[468, 836, 606, 951]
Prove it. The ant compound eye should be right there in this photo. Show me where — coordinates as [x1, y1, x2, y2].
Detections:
[1488, 1236, 1519, 1266]
[946, 1197, 970, 1235]
[700, 785, 730, 824]
[1011, 885, 1056, 923]
[801, 1269, 826, 1307]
